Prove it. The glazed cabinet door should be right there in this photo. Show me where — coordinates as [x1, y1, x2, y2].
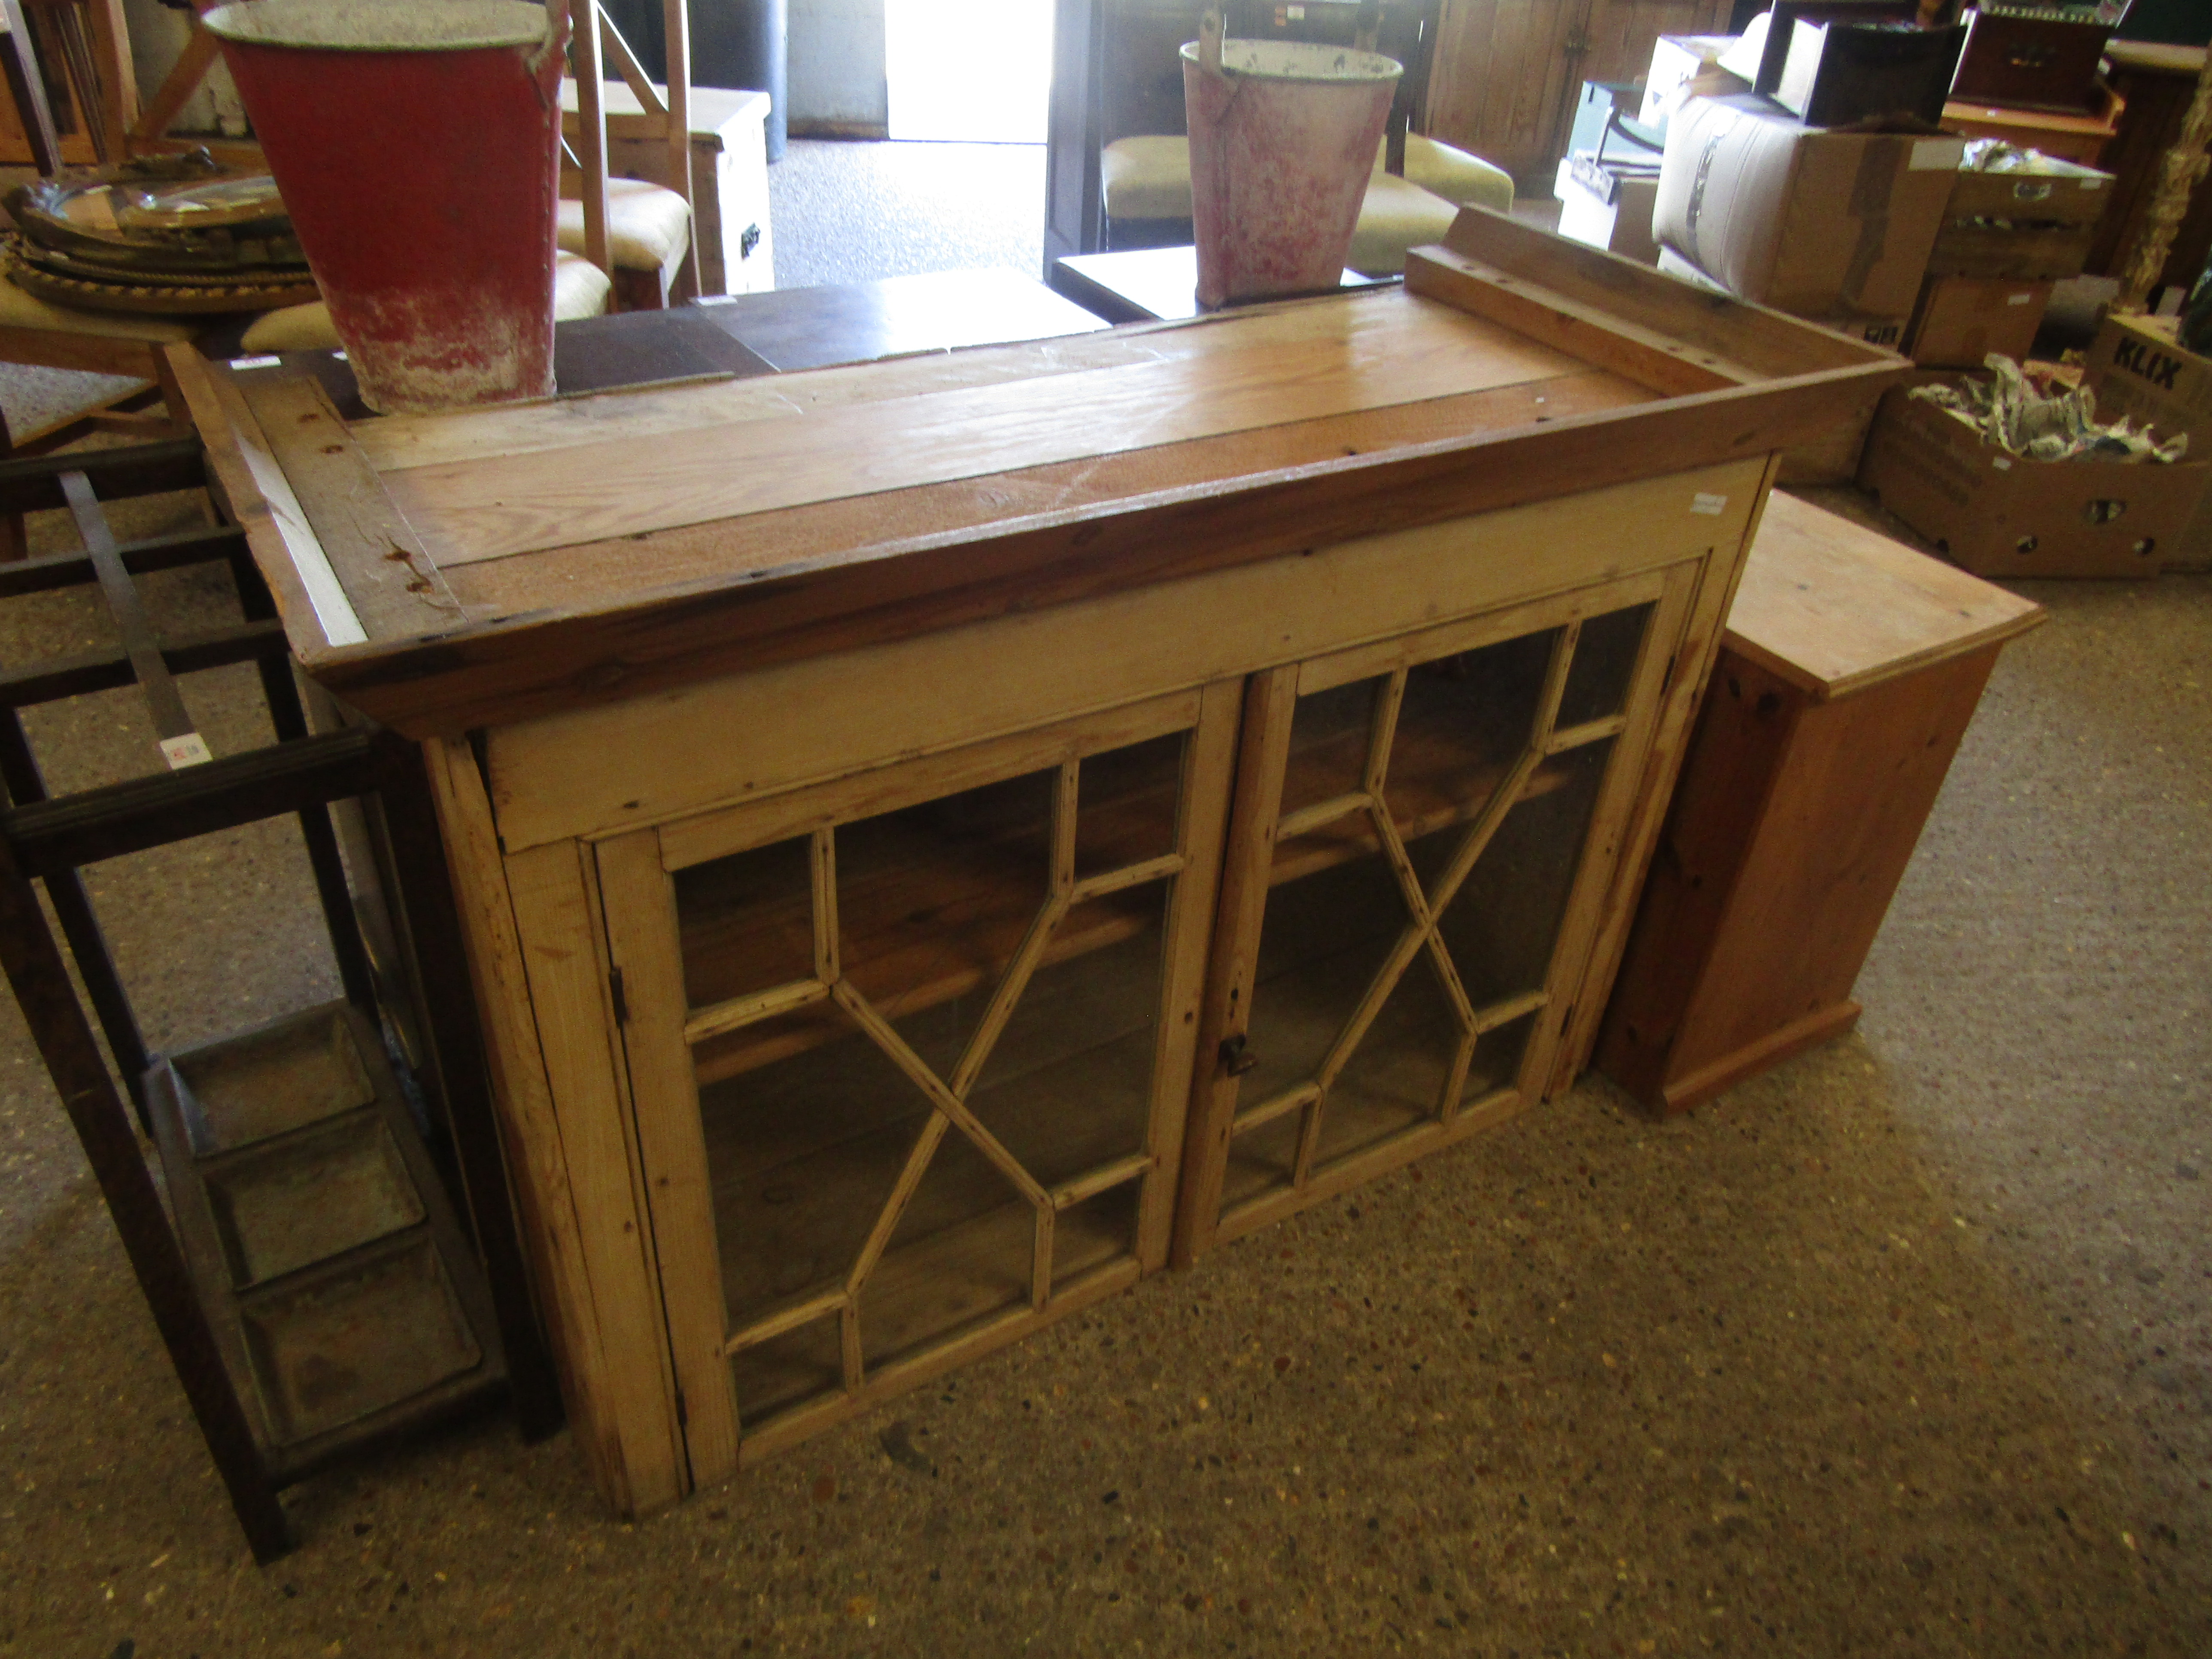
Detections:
[1174, 567, 1697, 1259]
[592, 685, 1239, 1486]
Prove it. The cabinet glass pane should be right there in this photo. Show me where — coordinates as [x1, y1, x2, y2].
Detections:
[676, 835, 814, 1011]
[1220, 610, 1629, 1221]
[731, 1316, 842, 1424]
[702, 1007, 927, 1329]
[1278, 678, 1378, 820]
[842, 769, 1056, 1078]
[1438, 739, 1613, 1006]
[1238, 855, 1404, 1112]
[678, 727, 1189, 1428]
[1556, 602, 1654, 729]
[966, 902, 1164, 1188]
[1073, 730, 1184, 879]
[1380, 632, 1558, 841]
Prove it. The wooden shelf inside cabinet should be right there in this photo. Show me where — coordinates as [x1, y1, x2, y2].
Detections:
[684, 772, 1183, 1086]
[1270, 733, 1580, 888]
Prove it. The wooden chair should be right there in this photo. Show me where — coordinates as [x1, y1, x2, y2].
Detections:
[0, 0, 631, 441]
[0, 0, 193, 486]
[127, 0, 701, 312]
[15, 0, 134, 161]
[562, 0, 700, 308]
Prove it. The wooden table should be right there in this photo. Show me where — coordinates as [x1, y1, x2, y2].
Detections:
[225, 269, 1112, 414]
[693, 267, 1112, 369]
[1051, 246, 1392, 324]
[179, 213, 1899, 1519]
[1595, 492, 2044, 1116]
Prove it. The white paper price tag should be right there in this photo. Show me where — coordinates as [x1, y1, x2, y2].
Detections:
[1689, 492, 1728, 516]
[161, 733, 213, 769]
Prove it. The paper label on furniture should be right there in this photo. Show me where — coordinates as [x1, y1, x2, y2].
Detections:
[161, 733, 213, 769]
[1690, 492, 1729, 516]
[2080, 178, 2105, 191]
[2008, 292, 2034, 305]
[231, 355, 283, 371]
[1911, 139, 1966, 171]
[1992, 457, 2013, 471]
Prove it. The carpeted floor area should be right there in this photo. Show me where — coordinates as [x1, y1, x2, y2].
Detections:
[767, 138, 1047, 289]
[0, 144, 2207, 1658]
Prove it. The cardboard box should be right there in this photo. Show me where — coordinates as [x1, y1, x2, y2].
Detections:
[1638, 34, 1747, 131]
[1904, 276, 2052, 368]
[1720, 0, 1923, 94]
[1653, 93, 1964, 318]
[2080, 313, 2212, 570]
[1655, 246, 1908, 345]
[1773, 16, 1965, 128]
[1858, 386, 2208, 578]
[1946, 156, 2113, 228]
[1926, 156, 2113, 281]
[1556, 158, 1662, 265]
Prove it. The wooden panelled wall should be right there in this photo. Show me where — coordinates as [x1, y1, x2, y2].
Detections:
[1427, 0, 1733, 184]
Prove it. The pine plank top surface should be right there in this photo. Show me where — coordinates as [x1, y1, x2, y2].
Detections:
[191, 213, 1908, 736]
[1726, 492, 2045, 701]
[374, 290, 1611, 571]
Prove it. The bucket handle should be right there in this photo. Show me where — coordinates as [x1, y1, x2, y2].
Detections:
[526, 0, 573, 109]
[1197, 7, 1225, 79]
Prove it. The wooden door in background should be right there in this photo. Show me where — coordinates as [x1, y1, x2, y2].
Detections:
[1426, 0, 1731, 185]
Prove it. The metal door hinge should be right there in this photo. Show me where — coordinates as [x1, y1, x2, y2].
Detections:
[609, 965, 629, 1025]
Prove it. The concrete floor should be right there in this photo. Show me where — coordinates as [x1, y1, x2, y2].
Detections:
[0, 147, 2208, 1658]
[768, 139, 1046, 289]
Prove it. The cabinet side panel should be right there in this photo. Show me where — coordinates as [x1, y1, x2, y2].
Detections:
[596, 828, 744, 1491]
[1664, 644, 2000, 1085]
[505, 836, 688, 1515]
[1592, 648, 1800, 1106]
[1550, 453, 1784, 1094]
[421, 735, 620, 1496]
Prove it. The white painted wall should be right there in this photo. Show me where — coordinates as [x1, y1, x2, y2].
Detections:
[789, 0, 889, 131]
[885, 0, 1049, 143]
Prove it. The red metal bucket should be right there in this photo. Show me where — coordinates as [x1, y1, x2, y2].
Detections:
[1182, 35, 1401, 309]
[203, 0, 566, 413]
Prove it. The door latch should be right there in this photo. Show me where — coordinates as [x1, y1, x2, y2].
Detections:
[1218, 1033, 1260, 1076]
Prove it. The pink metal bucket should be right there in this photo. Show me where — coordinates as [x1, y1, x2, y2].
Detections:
[203, 0, 567, 414]
[1182, 34, 1401, 309]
